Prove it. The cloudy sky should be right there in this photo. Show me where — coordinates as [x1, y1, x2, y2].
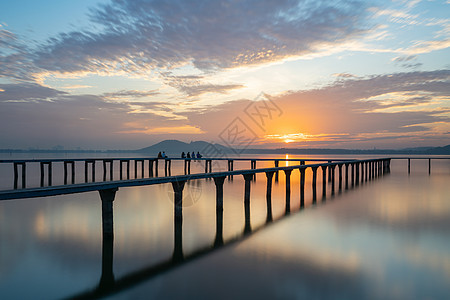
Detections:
[0, 0, 449, 150]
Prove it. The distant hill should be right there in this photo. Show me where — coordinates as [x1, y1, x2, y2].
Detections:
[137, 140, 231, 156]
[1, 141, 449, 156]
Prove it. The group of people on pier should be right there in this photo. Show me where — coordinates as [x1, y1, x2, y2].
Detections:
[182, 151, 202, 159]
[157, 151, 203, 159]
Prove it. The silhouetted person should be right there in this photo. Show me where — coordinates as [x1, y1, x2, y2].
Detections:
[181, 152, 186, 158]
[196, 152, 202, 158]
[186, 152, 191, 158]
[191, 152, 195, 159]
[157, 152, 162, 158]
[162, 151, 167, 158]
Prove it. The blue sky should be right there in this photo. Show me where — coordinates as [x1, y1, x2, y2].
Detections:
[0, 0, 449, 149]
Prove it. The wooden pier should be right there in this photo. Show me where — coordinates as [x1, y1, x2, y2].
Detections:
[1, 155, 448, 298]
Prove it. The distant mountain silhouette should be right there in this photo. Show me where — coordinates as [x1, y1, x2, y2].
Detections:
[137, 140, 231, 155]
[1, 140, 448, 155]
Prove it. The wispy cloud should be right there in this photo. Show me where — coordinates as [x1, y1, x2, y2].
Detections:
[102, 89, 159, 99]
[1, 0, 369, 81]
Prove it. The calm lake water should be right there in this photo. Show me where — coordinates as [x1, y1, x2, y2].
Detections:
[0, 154, 449, 299]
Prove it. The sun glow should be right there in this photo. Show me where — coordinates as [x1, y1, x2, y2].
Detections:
[266, 133, 308, 143]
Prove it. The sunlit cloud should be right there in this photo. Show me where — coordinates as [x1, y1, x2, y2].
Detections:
[61, 85, 93, 90]
[102, 89, 159, 99]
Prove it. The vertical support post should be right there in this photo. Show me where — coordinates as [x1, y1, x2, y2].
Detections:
[134, 160, 144, 178]
[328, 161, 332, 182]
[355, 162, 359, 186]
[428, 158, 431, 175]
[64, 161, 75, 184]
[408, 158, 411, 174]
[103, 160, 107, 181]
[265, 171, 274, 222]
[213, 176, 226, 247]
[338, 164, 343, 191]
[351, 163, 355, 187]
[243, 174, 253, 234]
[365, 162, 368, 181]
[360, 161, 364, 184]
[165, 159, 171, 176]
[330, 164, 336, 195]
[299, 167, 306, 208]
[99, 188, 117, 239]
[148, 160, 154, 177]
[154, 159, 159, 177]
[228, 160, 234, 180]
[345, 163, 349, 189]
[103, 160, 113, 181]
[14, 162, 18, 189]
[284, 169, 292, 214]
[40, 161, 53, 186]
[13, 162, 26, 189]
[251, 160, 257, 180]
[98, 188, 117, 288]
[321, 165, 327, 199]
[312, 166, 318, 203]
[85, 160, 95, 182]
[184, 159, 188, 175]
[274, 160, 279, 182]
[135, 160, 138, 178]
[172, 180, 186, 261]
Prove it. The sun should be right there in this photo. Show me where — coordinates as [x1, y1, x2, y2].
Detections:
[284, 139, 294, 144]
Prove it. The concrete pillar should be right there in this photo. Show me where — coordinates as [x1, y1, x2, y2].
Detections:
[274, 160, 280, 182]
[351, 163, 355, 187]
[328, 161, 332, 182]
[428, 158, 431, 175]
[321, 165, 327, 199]
[213, 176, 226, 210]
[265, 171, 275, 222]
[365, 162, 368, 181]
[228, 160, 234, 180]
[330, 164, 336, 195]
[360, 162, 364, 184]
[98, 188, 117, 289]
[338, 164, 343, 191]
[41, 161, 52, 186]
[154, 159, 159, 177]
[299, 167, 306, 208]
[284, 169, 292, 214]
[184, 159, 188, 175]
[213, 176, 225, 247]
[355, 162, 359, 186]
[13, 162, 26, 189]
[99, 188, 117, 239]
[243, 174, 253, 234]
[134, 160, 144, 178]
[345, 163, 349, 189]
[148, 159, 154, 177]
[251, 160, 256, 180]
[165, 159, 172, 176]
[64, 161, 75, 185]
[312, 166, 318, 203]
[119, 160, 129, 180]
[103, 160, 113, 181]
[172, 180, 186, 218]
